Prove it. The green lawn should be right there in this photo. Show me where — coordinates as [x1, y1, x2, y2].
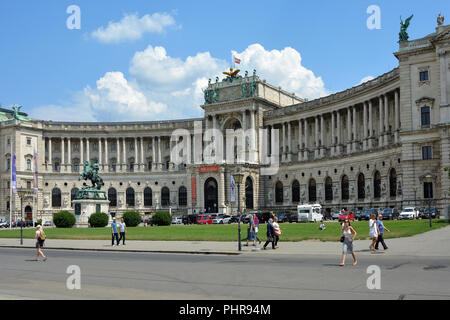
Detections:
[0, 220, 447, 242]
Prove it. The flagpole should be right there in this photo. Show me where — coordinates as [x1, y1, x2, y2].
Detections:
[9, 142, 12, 229]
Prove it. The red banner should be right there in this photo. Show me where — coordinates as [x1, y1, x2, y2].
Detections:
[198, 166, 219, 173]
[191, 178, 197, 205]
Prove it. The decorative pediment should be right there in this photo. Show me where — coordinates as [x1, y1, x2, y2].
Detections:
[415, 96, 435, 106]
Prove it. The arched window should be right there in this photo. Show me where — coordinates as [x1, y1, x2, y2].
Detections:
[108, 188, 117, 207]
[308, 179, 316, 202]
[245, 177, 254, 209]
[341, 175, 349, 201]
[292, 180, 300, 203]
[389, 169, 397, 197]
[126, 187, 135, 207]
[325, 177, 333, 201]
[71, 188, 79, 207]
[26, 159, 32, 170]
[179, 186, 187, 206]
[161, 187, 170, 206]
[374, 171, 381, 198]
[275, 181, 283, 204]
[358, 173, 365, 199]
[144, 187, 152, 207]
[52, 188, 61, 208]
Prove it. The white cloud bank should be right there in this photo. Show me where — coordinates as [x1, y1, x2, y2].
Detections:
[91, 13, 176, 43]
[31, 44, 330, 122]
[359, 75, 374, 84]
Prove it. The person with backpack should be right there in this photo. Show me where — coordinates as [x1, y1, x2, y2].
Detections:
[35, 225, 47, 262]
[263, 218, 276, 250]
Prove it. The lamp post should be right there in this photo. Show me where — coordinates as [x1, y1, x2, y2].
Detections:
[423, 174, 433, 228]
[233, 171, 244, 251]
[16, 187, 31, 245]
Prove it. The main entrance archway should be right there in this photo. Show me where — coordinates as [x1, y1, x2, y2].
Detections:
[25, 206, 32, 221]
[245, 176, 254, 209]
[204, 177, 218, 213]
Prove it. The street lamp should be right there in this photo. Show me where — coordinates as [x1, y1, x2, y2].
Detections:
[423, 174, 433, 228]
[233, 171, 244, 251]
[16, 187, 32, 245]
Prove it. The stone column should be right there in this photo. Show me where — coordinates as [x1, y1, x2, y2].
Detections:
[281, 122, 286, 161]
[104, 138, 109, 172]
[80, 138, 84, 164]
[219, 168, 225, 212]
[352, 106, 357, 152]
[158, 136, 162, 170]
[250, 110, 257, 162]
[331, 112, 335, 155]
[61, 137, 65, 172]
[116, 138, 120, 172]
[347, 107, 352, 153]
[363, 102, 368, 150]
[394, 90, 400, 143]
[122, 138, 127, 171]
[378, 96, 383, 147]
[314, 116, 319, 159]
[134, 137, 138, 171]
[98, 138, 102, 170]
[67, 138, 71, 172]
[287, 121, 292, 162]
[242, 110, 247, 162]
[48, 138, 53, 169]
[384, 94, 389, 146]
[298, 119, 303, 160]
[140, 137, 144, 172]
[320, 114, 325, 157]
[337, 111, 342, 154]
[368, 100, 373, 148]
[86, 138, 90, 163]
[152, 137, 156, 171]
[304, 119, 309, 160]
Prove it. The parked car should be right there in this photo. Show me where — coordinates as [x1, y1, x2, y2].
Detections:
[197, 215, 213, 225]
[292, 204, 323, 223]
[381, 208, 399, 220]
[330, 210, 341, 220]
[276, 212, 291, 223]
[248, 211, 272, 224]
[0, 222, 9, 228]
[359, 209, 372, 221]
[182, 214, 197, 225]
[398, 207, 419, 220]
[421, 207, 439, 219]
[171, 216, 182, 224]
[338, 211, 355, 222]
[212, 214, 232, 224]
[43, 221, 52, 227]
[352, 209, 362, 220]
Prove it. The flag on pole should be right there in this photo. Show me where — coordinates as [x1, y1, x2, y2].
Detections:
[230, 175, 236, 202]
[11, 153, 17, 194]
[33, 149, 38, 194]
[234, 56, 241, 65]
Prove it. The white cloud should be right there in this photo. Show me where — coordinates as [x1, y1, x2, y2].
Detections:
[232, 44, 328, 100]
[91, 13, 176, 44]
[84, 72, 167, 121]
[359, 76, 375, 84]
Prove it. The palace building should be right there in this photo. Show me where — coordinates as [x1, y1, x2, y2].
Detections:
[1, 19, 449, 222]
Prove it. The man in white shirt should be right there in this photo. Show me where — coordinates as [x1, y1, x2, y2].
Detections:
[118, 218, 127, 245]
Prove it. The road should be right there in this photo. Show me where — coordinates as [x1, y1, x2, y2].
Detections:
[0, 247, 449, 300]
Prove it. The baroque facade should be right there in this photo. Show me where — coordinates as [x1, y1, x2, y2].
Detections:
[1, 21, 449, 222]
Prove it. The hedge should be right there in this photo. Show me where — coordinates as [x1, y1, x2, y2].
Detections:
[88, 212, 109, 228]
[152, 211, 171, 226]
[53, 211, 76, 228]
[123, 211, 141, 227]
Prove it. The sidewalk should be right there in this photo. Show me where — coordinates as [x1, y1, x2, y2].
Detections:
[1, 225, 449, 257]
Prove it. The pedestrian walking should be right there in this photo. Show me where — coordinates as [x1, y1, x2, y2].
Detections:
[244, 214, 256, 246]
[273, 216, 282, 248]
[35, 225, 47, 262]
[263, 218, 276, 250]
[253, 214, 262, 245]
[375, 214, 390, 250]
[339, 220, 357, 266]
[118, 218, 127, 245]
[369, 214, 379, 252]
[111, 218, 119, 246]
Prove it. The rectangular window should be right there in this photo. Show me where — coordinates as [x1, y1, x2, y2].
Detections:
[54, 162, 60, 171]
[130, 143, 134, 151]
[74, 143, 79, 150]
[27, 181, 31, 189]
[422, 146, 432, 160]
[27, 138, 31, 145]
[421, 106, 430, 126]
[419, 71, 429, 81]
[424, 182, 433, 199]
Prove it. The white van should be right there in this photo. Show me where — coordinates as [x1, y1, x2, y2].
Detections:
[296, 204, 323, 222]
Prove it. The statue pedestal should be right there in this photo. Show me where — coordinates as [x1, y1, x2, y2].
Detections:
[73, 199, 110, 228]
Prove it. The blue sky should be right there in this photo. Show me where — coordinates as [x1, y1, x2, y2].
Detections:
[0, 0, 447, 122]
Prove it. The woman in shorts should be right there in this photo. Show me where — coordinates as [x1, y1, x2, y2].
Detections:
[35, 225, 47, 262]
[340, 220, 357, 266]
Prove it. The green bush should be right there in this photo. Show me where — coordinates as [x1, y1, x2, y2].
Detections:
[88, 212, 109, 228]
[53, 211, 76, 228]
[36, 219, 42, 225]
[123, 211, 141, 227]
[152, 211, 171, 226]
